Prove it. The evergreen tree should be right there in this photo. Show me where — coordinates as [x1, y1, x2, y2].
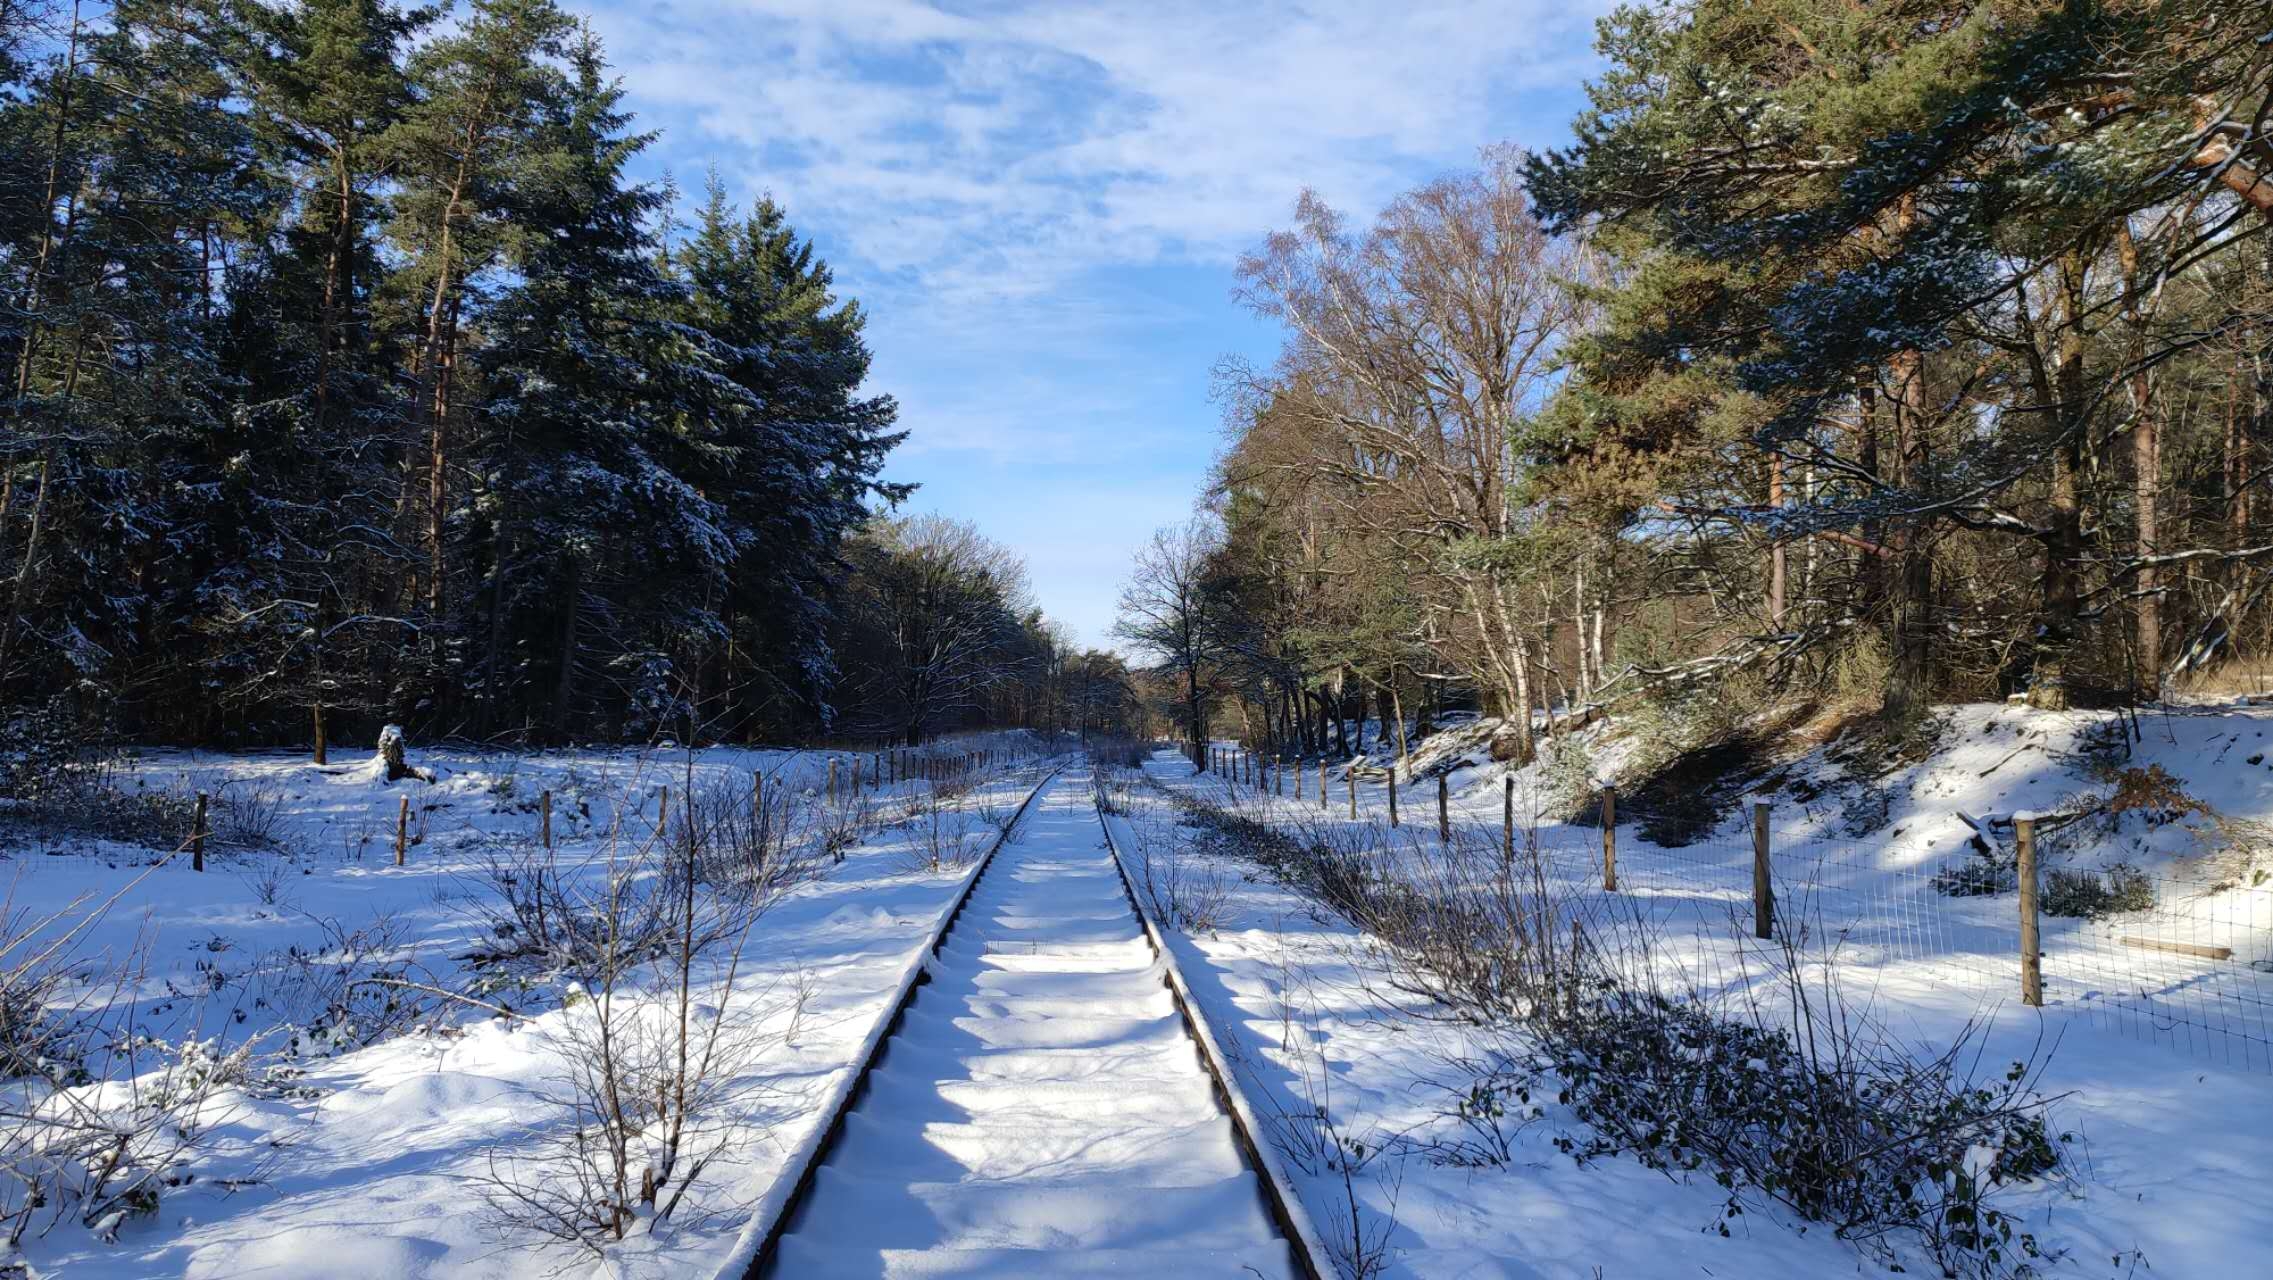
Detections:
[386, 0, 572, 638]
[673, 174, 908, 732]
[473, 25, 722, 740]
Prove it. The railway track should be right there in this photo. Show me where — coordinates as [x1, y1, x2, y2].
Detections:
[740, 764, 1321, 1279]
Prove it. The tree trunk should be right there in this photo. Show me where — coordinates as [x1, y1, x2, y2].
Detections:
[2119, 224, 2162, 695]
[551, 561, 579, 740]
[1767, 453, 1788, 629]
[2029, 253, 2093, 711]
[1387, 680, 1409, 768]
[1883, 349, 1935, 724]
[425, 289, 459, 616]
[311, 592, 328, 764]
[0, 452, 53, 682]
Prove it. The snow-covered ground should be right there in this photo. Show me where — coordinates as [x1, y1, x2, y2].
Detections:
[7, 712, 2267, 1279]
[1134, 702, 2273, 1278]
[4, 736, 1054, 1279]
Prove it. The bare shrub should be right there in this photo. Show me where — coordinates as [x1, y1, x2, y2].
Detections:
[681, 777, 825, 901]
[479, 800, 793, 1252]
[1087, 736, 1149, 770]
[974, 795, 1016, 835]
[265, 910, 464, 1057]
[907, 790, 985, 874]
[1, 879, 255, 1250]
[1124, 814, 1228, 933]
[1090, 765, 1137, 816]
[814, 791, 878, 864]
[239, 857, 292, 911]
[0, 760, 198, 852]
[1171, 782, 2064, 1279]
[202, 780, 286, 849]
[469, 779, 773, 977]
[1222, 947, 1401, 1280]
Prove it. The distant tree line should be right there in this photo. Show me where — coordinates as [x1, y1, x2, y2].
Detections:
[0, 0, 1130, 756]
[1124, 0, 2273, 766]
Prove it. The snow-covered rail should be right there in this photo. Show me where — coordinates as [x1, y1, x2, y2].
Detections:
[742, 766, 1313, 1278]
[709, 762, 1062, 1280]
[1093, 785, 1334, 1279]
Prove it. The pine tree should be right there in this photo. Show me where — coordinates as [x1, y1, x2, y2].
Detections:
[474, 25, 730, 740]
[673, 173, 908, 734]
[1530, 0, 2273, 708]
[386, 0, 572, 637]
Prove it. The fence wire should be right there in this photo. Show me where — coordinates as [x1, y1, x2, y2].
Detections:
[1551, 802, 2273, 1074]
[1193, 755, 2273, 1074]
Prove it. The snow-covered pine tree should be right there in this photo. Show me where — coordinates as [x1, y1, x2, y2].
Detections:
[472, 25, 734, 742]
[671, 174, 909, 738]
[385, 0, 574, 714]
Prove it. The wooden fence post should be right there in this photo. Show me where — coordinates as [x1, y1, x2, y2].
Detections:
[828, 757, 838, 805]
[192, 792, 207, 872]
[2017, 815, 2043, 1007]
[394, 795, 409, 867]
[657, 785, 670, 841]
[1387, 771, 1400, 828]
[1601, 784, 1618, 891]
[1437, 774, 1450, 842]
[1503, 776, 1515, 866]
[1751, 799, 1773, 939]
[540, 789, 552, 850]
[1294, 759, 1303, 800]
[1348, 766, 1356, 819]
[1321, 761, 1329, 809]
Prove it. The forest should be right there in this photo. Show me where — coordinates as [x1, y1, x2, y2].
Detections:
[0, 0, 1140, 763]
[1120, 0, 2273, 774]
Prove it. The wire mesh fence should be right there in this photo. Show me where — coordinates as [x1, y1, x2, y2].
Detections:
[1187, 750, 2273, 1074]
[1536, 802, 2273, 1074]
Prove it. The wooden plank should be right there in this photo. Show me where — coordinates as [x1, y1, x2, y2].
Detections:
[2119, 935, 2233, 962]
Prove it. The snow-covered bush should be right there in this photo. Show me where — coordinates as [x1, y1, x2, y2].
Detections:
[1539, 980, 2058, 1279]
[477, 780, 797, 1253]
[1932, 852, 2016, 898]
[0, 710, 197, 852]
[1539, 734, 1598, 820]
[2042, 863, 2156, 919]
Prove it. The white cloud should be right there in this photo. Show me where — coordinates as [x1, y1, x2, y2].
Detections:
[596, 0, 1608, 304]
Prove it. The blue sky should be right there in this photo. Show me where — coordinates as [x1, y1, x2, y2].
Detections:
[584, 0, 1614, 646]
